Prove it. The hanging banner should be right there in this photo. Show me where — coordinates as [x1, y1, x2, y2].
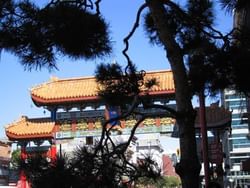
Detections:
[105, 106, 120, 126]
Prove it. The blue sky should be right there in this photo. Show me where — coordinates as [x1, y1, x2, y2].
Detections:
[0, 0, 233, 138]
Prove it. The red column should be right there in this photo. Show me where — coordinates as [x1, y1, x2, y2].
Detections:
[54, 122, 60, 132]
[88, 120, 94, 130]
[120, 120, 126, 128]
[155, 118, 161, 127]
[199, 92, 210, 187]
[20, 145, 28, 188]
[20, 147, 27, 160]
[50, 144, 57, 161]
[71, 119, 77, 132]
[19, 171, 27, 188]
[139, 120, 144, 127]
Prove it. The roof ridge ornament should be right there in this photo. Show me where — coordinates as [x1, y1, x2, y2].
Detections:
[20, 116, 28, 121]
[50, 76, 59, 82]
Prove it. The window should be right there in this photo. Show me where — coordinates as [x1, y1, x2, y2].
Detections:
[232, 113, 243, 119]
[225, 94, 245, 100]
[86, 137, 93, 145]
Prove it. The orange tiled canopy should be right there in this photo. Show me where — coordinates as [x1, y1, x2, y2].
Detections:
[31, 70, 175, 106]
[195, 102, 232, 129]
[5, 116, 55, 140]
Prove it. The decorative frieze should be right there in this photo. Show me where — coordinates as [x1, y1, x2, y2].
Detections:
[59, 120, 72, 131]
[55, 117, 175, 139]
[76, 119, 88, 130]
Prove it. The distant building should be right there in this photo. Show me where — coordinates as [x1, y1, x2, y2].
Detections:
[0, 139, 11, 186]
[133, 133, 164, 169]
[223, 90, 250, 186]
[162, 154, 178, 177]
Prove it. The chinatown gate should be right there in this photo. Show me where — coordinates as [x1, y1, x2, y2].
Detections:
[5, 70, 177, 187]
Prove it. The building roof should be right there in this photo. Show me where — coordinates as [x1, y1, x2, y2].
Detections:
[30, 70, 175, 106]
[5, 116, 55, 140]
[195, 102, 232, 130]
[5, 115, 175, 141]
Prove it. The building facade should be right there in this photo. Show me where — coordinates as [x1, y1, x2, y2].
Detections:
[0, 139, 11, 186]
[223, 89, 250, 186]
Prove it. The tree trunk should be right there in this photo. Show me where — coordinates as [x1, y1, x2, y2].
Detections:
[234, 5, 250, 31]
[146, 1, 201, 187]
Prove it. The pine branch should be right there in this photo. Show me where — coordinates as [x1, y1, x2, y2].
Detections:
[122, 3, 147, 68]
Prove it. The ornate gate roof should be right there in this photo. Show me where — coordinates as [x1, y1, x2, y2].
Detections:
[31, 70, 175, 106]
[5, 116, 55, 140]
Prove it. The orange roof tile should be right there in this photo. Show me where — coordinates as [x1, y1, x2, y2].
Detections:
[5, 116, 55, 140]
[31, 70, 175, 106]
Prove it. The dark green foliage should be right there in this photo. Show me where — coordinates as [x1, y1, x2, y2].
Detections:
[144, 0, 250, 95]
[136, 155, 161, 180]
[187, 0, 214, 25]
[221, 31, 250, 95]
[0, 0, 14, 19]
[217, 0, 250, 96]
[144, 6, 183, 45]
[0, 0, 111, 70]
[163, 176, 181, 187]
[10, 149, 21, 169]
[20, 154, 74, 188]
[144, 0, 214, 47]
[20, 145, 161, 188]
[220, 0, 250, 12]
[39, 3, 111, 59]
[185, 37, 221, 94]
[135, 175, 181, 188]
[70, 146, 124, 188]
[95, 62, 157, 107]
[144, 0, 218, 95]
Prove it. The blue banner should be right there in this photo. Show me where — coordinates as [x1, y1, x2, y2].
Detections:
[107, 106, 120, 126]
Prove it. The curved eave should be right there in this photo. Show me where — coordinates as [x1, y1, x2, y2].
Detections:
[195, 118, 232, 130]
[31, 89, 175, 107]
[6, 131, 54, 141]
[31, 95, 100, 107]
[146, 90, 175, 96]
